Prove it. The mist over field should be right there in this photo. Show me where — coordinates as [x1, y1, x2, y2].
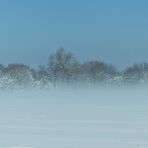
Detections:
[0, 0, 148, 147]
[0, 87, 148, 148]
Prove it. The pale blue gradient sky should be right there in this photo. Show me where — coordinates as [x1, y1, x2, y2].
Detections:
[0, 0, 148, 69]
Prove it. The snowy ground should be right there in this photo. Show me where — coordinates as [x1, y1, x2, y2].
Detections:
[0, 87, 148, 148]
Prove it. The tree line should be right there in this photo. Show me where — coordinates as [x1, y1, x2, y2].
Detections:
[0, 48, 148, 90]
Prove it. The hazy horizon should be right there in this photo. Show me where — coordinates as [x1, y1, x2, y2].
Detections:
[0, 1, 148, 147]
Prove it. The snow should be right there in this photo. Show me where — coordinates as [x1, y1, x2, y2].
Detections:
[0, 87, 148, 148]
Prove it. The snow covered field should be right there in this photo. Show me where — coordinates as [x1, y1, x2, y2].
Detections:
[0, 87, 148, 148]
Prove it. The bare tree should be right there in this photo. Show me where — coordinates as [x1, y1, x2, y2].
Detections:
[2, 64, 34, 89]
[123, 63, 148, 83]
[48, 48, 79, 85]
[80, 61, 117, 83]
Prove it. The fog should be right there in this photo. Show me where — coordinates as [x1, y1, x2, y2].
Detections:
[0, 87, 148, 148]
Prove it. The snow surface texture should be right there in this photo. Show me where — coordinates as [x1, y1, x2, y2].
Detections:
[0, 87, 148, 148]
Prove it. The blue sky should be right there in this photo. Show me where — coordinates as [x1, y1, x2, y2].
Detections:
[0, 0, 148, 69]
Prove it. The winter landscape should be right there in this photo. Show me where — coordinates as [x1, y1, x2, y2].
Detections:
[0, 49, 148, 148]
[0, 0, 148, 148]
[0, 87, 148, 148]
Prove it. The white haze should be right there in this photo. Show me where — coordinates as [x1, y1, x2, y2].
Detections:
[0, 87, 148, 148]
